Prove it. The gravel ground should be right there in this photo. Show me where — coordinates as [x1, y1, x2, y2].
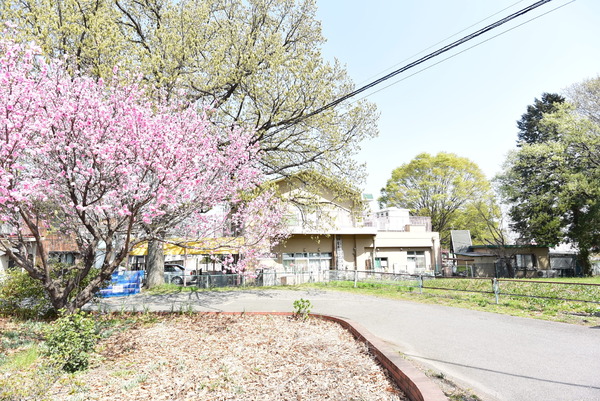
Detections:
[47, 314, 408, 400]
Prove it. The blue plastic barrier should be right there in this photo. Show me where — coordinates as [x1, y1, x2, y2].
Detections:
[99, 270, 144, 298]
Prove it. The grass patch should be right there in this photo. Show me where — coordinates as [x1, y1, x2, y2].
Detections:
[0, 318, 64, 401]
[303, 278, 600, 326]
[110, 369, 135, 378]
[138, 275, 600, 325]
[0, 312, 160, 400]
[1, 345, 40, 371]
[122, 373, 148, 390]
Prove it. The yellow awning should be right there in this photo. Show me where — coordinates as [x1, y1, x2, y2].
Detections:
[129, 237, 244, 256]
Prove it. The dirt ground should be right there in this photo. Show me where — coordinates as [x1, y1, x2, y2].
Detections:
[47, 314, 409, 400]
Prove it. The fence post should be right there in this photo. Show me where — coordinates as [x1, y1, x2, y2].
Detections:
[354, 270, 358, 288]
[492, 278, 500, 304]
[419, 275, 423, 294]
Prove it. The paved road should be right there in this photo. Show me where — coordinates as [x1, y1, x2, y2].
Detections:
[89, 289, 600, 401]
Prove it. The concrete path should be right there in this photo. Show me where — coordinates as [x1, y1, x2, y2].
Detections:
[88, 289, 600, 401]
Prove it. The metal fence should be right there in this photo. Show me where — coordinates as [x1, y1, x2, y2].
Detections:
[409, 276, 599, 305]
[454, 262, 593, 278]
[167, 271, 321, 288]
[163, 269, 599, 306]
[171, 269, 428, 290]
[327, 269, 428, 291]
[325, 271, 600, 306]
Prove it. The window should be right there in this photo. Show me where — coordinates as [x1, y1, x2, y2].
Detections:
[515, 254, 535, 269]
[164, 265, 183, 273]
[282, 252, 332, 273]
[198, 254, 240, 273]
[407, 251, 426, 270]
[374, 257, 388, 270]
[129, 256, 146, 271]
[49, 252, 77, 265]
[550, 256, 574, 270]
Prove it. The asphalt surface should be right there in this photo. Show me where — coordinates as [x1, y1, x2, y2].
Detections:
[88, 289, 600, 401]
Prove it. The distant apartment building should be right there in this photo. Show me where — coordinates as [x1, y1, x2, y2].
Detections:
[260, 176, 442, 276]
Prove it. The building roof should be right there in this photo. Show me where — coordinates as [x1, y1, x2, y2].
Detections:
[450, 230, 472, 253]
[470, 244, 550, 250]
[454, 251, 495, 258]
[289, 227, 378, 235]
[130, 238, 244, 256]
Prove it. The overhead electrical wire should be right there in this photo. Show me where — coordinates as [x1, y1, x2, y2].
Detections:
[274, 0, 557, 132]
[350, 0, 576, 105]
[355, 0, 528, 87]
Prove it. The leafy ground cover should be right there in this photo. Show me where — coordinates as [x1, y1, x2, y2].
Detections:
[0, 313, 408, 401]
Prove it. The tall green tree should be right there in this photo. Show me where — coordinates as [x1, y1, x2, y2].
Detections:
[379, 152, 498, 247]
[568, 76, 600, 125]
[1, 0, 377, 284]
[516, 92, 565, 146]
[498, 80, 600, 275]
[0, 0, 376, 181]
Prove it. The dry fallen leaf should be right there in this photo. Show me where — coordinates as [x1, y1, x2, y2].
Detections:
[47, 314, 408, 401]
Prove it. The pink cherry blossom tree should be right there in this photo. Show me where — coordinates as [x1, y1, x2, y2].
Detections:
[0, 37, 285, 312]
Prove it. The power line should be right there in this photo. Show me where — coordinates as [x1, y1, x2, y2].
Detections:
[350, 0, 576, 105]
[355, 0, 528, 87]
[276, 0, 555, 131]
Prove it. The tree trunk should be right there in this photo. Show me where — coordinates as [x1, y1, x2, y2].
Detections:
[506, 260, 515, 279]
[146, 238, 165, 288]
[577, 247, 592, 277]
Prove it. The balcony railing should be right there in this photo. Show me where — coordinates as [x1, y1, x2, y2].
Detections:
[286, 212, 432, 232]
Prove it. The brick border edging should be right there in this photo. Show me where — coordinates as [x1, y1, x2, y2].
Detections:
[181, 311, 448, 401]
[311, 314, 448, 401]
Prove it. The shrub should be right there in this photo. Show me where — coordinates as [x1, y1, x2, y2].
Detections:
[44, 310, 98, 372]
[293, 298, 312, 320]
[0, 269, 52, 319]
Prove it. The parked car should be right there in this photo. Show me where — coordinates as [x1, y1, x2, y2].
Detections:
[164, 264, 197, 285]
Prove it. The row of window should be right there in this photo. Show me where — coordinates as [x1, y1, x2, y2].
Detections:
[281, 251, 428, 272]
[282, 252, 332, 273]
[374, 251, 426, 270]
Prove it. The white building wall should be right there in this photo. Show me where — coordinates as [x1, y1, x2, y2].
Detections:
[371, 230, 442, 274]
[0, 254, 8, 278]
[375, 207, 411, 231]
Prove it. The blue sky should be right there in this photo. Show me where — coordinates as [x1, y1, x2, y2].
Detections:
[315, 0, 600, 203]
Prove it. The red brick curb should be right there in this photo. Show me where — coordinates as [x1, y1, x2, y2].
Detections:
[311, 314, 448, 401]
[180, 311, 448, 401]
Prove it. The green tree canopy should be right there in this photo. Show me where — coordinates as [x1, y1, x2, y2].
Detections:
[498, 78, 600, 275]
[379, 152, 498, 247]
[516, 92, 565, 146]
[0, 0, 377, 184]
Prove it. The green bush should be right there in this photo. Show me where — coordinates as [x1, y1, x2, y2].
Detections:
[44, 310, 98, 372]
[293, 298, 312, 320]
[0, 269, 53, 319]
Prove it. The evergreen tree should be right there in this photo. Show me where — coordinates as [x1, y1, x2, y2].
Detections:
[516, 92, 565, 146]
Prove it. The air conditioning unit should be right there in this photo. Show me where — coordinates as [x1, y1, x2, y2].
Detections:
[537, 270, 557, 278]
